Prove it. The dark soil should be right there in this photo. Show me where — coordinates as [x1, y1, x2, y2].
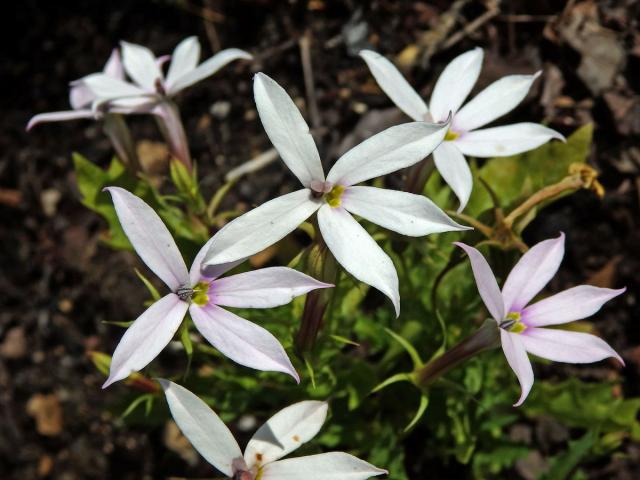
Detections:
[1, 1, 639, 478]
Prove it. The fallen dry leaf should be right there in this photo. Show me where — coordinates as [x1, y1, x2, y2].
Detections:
[26, 393, 64, 437]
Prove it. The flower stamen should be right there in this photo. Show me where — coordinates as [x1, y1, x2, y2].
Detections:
[444, 129, 460, 141]
[499, 311, 526, 334]
[325, 185, 346, 208]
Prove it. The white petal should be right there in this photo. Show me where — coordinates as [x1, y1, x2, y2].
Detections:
[501, 233, 564, 312]
[261, 453, 387, 480]
[454, 123, 565, 158]
[327, 121, 448, 186]
[82, 73, 148, 100]
[103, 48, 124, 79]
[120, 41, 163, 90]
[521, 327, 623, 365]
[168, 48, 252, 95]
[203, 189, 321, 266]
[430, 47, 483, 122]
[244, 401, 328, 468]
[454, 242, 505, 321]
[211, 267, 331, 308]
[190, 305, 299, 381]
[432, 141, 473, 212]
[69, 82, 95, 109]
[522, 286, 626, 327]
[103, 294, 188, 388]
[158, 379, 243, 477]
[105, 187, 189, 291]
[317, 205, 399, 316]
[189, 235, 246, 285]
[359, 49, 428, 121]
[165, 36, 201, 90]
[500, 330, 534, 406]
[453, 72, 541, 132]
[342, 186, 468, 236]
[27, 110, 95, 130]
[253, 72, 324, 187]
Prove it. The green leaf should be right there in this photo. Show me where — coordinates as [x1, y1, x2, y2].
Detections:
[540, 431, 595, 480]
[383, 327, 423, 369]
[134, 268, 161, 301]
[121, 393, 155, 419]
[404, 393, 429, 432]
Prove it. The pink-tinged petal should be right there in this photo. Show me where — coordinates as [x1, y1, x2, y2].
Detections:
[500, 330, 534, 406]
[165, 36, 201, 90]
[168, 48, 252, 95]
[260, 453, 387, 480]
[189, 235, 246, 285]
[432, 141, 473, 212]
[501, 233, 565, 312]
[523, 286, 625, 327]
[158, 380, 243, 476]
[453, 72, 541, 132]
[120, 41, 163, 91]
[359, 50, 428, 121]
[342, 186, 468, 236]
[253, 72, 324, 188]
[83, 73, 148, 100]
[521, 327, 623, 365]
[430, 47, 483, 122]
[454, 243, 505, 321]
[244, 401, 328, 468]
[454, 123, 565, 158]
[326, 121, 449, 186]
[27, 110, 96, 130]
[103, 293, 188, 388]
[105, 96, 159, 113]
[190, 304, 299, 381]
[103, 48, 125, 79]
[203, 189, 321, 266]
[105, 187, 189, 291]
[212, 267, 331, 309]
[69, 82, 95, 109]
[318, 205, 400, 316]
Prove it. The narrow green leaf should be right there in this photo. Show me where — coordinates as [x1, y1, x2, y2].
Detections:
[404, 393, 429, 432]
[384, 328, 423, 369]
[134, 268, 161, 301]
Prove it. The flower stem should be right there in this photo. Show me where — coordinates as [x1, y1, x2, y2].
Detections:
[155, 100, 193, 171]
[102, 113, 141, 173]
[414, 319, 500, 388]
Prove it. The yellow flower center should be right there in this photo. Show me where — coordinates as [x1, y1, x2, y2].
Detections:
[444, 129, 460, 141]
[500, 311, 527, 334]
[191, 281, 210, 306]
[325, 185, 346, 208]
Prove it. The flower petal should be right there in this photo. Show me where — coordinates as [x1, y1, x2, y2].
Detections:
[521, 327, 623, 365]
[260, 453, 387, 480]
[318, 205, 400, 316]
[430, 47, 483, 122]
[165, 36, 201, 90]
[432, 141, 473, 212]
[158, 379, 243, 477]
[454, 242, 505, 321]
[189, 235, 246, 285]
[327, 121, 449, 186]
[523, 286, 625, 327]
[244, 401, 328, 468]
[253, 72, 324, 187]
[168, 48, 252, 95]
[103, 293, 188, 388]
[103, 48, 125, 79]
[359, 50, 428, 121]
[203, 189, 321, 266]
[342, 186, 469, 236]
[500, 329, 534, 406]
[453, 72, 541, 132]
[190, 304, 299, 381]
[212, 267, 331, 308]
[69, 82, 95, 110]
[83, 73, 148, 100]
[501, 233, 565, 312]
[120, 41, 163, 91]
[454, 123, 565, 158]
[27, 110, 96, 130]
[106, 187, 189, 291]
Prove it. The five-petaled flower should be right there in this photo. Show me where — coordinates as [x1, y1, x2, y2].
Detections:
[102, 187, 331, 388]
[360, 48, 565, 211]
[202, 72, 469, 316]
[159, 379, 387, 480]
[456, 233, 624, 406]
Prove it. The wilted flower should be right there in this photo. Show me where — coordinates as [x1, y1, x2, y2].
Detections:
[159, 379, 388, 479]
[360, 48, 565, 211]
[203, 72, 468, 316]
[102, 187, 331, 388]
[83, 37, 251, 168]
[456, 234, 624, 405]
